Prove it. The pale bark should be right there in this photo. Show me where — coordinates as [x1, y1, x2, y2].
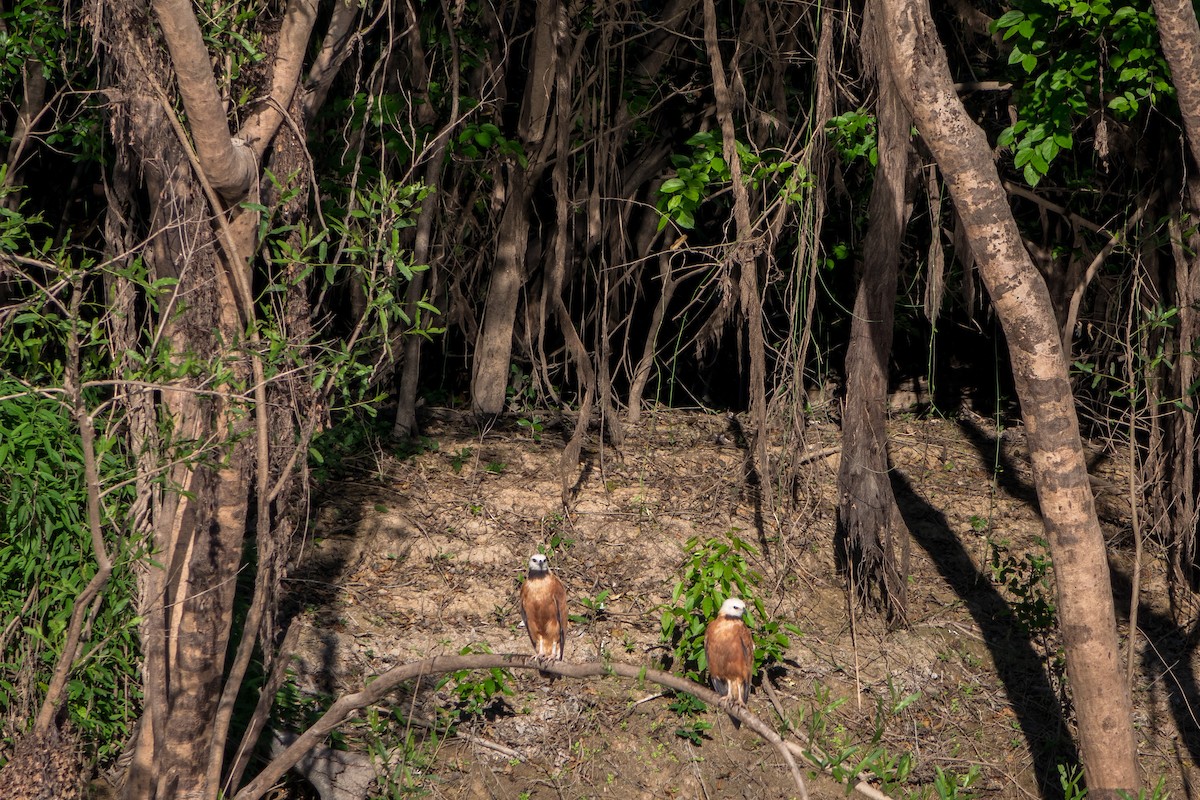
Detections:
[876, 0, 1140, 794]
[1151, 0, 1200, 170]
[470, 0, 558, 417]
[471, 171, 533, 417]
[151, 0, 257, 199]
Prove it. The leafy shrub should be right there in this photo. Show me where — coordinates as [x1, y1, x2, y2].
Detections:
[658, 532, 798, 683]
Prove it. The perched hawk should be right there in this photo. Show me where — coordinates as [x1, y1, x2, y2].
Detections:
[519, 553, 567, 673]
[704, 597, 754, 728]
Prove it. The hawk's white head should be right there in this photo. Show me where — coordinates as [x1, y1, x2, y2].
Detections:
[528, 553, 550, 573]
[719, 597, 747, 619]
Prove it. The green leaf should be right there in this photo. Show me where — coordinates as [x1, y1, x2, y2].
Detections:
[992, 9, 1025, 30]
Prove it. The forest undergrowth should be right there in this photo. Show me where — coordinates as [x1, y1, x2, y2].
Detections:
[272, 406, 1179, 800]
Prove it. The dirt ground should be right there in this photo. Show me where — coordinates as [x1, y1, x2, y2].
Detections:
[280, 407, 1199, 800]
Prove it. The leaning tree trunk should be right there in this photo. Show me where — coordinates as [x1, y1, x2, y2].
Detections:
[877, 0, 1141, 794]
[836, 20, 915, 623]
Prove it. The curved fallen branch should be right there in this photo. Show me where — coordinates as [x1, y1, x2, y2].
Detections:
[233, 654, 809, 800]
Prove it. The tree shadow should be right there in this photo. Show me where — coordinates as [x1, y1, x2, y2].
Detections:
[948, 414, 1200, 788]
[1108, 561, 1200, 780]
[890, 469, 1076, 798]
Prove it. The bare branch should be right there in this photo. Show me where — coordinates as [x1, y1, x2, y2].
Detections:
[34, 278, 114, 733]
[234, 654, 809, 800]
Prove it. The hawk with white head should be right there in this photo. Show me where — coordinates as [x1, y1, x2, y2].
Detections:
[704, 597, 754, 728]
[519, 553, 567, 672]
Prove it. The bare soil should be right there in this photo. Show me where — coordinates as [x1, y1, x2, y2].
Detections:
[280, 408, 1197, 800]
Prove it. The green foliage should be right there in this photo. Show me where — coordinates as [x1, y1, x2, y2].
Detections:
[826, 110, 878, 167]
[0, 0, 99, 160]
[569, 589, 610, 626]
[658, 533, 798, 684]
[196, 0, 267, 106]
[1058, 763, 1087, 800]
[934, 764, 981, 800]
[454, 122, 529, 168]
[366, 709, 442, 798]
[436, 642, 513, 724]
[991, 0, 1171, 185]
[0, 385, 139, 758]
[0, 200, 141, 759]
[664, 692, 713, 743]
[656, 131, 807, 231]
[988, 537, 1057, 634]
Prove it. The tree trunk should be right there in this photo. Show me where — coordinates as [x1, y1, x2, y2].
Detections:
[836, 28, 914, 622]
[470, 0, 557, 418]
[1148, 0, 1200, 618]
[876, 0, 1141, 794]
[93, 0, 319, 795]
[472, 169, 533, 417]
[1151, 0, 1200, 170]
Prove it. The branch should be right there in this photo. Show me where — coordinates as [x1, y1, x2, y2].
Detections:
[1061, 188, 1161, 350]
[151, 0, 256, 199]
[237, 0, 319, 159]
[233, 655, 809, 800]
[34, 277, 114, 733]
[302, 0, 362, 120]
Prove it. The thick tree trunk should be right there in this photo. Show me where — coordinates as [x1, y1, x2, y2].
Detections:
[94, 0, 319, 795]
[836, 37, 914, 622]
[876, 0, 1140, 794]
[470, 0, 557, 418]
[472, 171, 533, 417]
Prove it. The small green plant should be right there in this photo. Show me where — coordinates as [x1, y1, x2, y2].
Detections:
[517, 415, 543, 441]
[659, 533, 799, 684]
[988, 536, 1056, 634]
[1059, 764, 1087, 800]
[485, 461, 506, 474]
[667, 692, 713, 743]
[570, 589, 610, 625]
[450, 447, 472, 473]
[1117, 776, 1170, 800]
[506, 364, 538, 414]
[934, 764, 981, 800]
[436, 642, 514, 723]
[969, 515, 989, 533]
[539, 523, 575, 556]
[826, 109, 878, 166]
[363, 706, 442, 797]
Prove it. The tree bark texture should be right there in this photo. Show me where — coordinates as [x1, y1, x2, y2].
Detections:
[470, 0, 558, 418]
[836, 24, 914, 622]
[876, 0, 1141, 794]
[1151, 0, 1200, 171]
[472, 168, 534, 417]
[94, 0, 317, 795]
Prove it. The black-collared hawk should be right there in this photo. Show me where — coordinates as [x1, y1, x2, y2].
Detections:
[519, 553, 567, 672]
[704, 597, 754, 728]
